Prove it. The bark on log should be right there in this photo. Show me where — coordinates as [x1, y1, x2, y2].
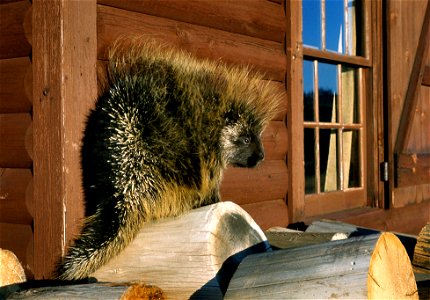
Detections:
[413, 222, 430, 273]
[225, 232, 418, 299]
[91, 201, 269, 299]
[7, 282, 168, 300]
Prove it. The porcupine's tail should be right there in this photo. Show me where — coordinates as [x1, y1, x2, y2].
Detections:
[56, 197, 145, 280]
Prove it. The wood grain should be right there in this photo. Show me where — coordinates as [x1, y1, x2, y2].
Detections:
[397, 153, 430, 187]
[220, 160, 288, 205]
[0, 168, 33, 225]
[240, 199, 289, 230]
[413, 222, 430, 273]
[97, 4, 286, 81]
[285, 0, 305, 222]
[92, 202, 268, 299]
[0, 0, 31, 59]
[226, 233, 417, 299]
[98, 0, 285, 43]
[305, 201, 430, 236]
[0, 57, 32, 113]
[261, 121, 287, 161]
[32, 0, 97, 279]
[0, 222, 34, 279]
[0, 113, 32, 168]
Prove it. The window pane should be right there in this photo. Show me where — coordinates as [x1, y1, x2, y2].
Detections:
[346, 0, 364, 56]
[343, 130, 361, 188]
[321, 129, 338, 192]
[326, 0, 345, 53]
[304, 60, 315, 121]
[341, 66, 359, 124]
[304, 128, 317, 194]
[318, 62, 338, 123]
[303, 0, 321, 49]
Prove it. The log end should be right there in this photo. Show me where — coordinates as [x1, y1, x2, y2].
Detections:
[0, 248, 26, 287]
[120, 283, 165, 300]
[368, 232, 418, 299]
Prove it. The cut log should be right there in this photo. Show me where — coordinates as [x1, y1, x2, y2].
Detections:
[413, 222, 430, 273]
[265, 226, 348, 249]
[225, 232, 418, 299]
[91, 201, 269, 299]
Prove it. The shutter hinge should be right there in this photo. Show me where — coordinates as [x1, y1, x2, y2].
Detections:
[380, 162, 389, 182]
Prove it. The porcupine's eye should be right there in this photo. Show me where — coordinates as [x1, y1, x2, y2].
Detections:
[241, 137, 251, 145]
[230, 133, 264, 168]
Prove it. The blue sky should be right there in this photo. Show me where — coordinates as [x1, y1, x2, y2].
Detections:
[302, 0, 345, 93]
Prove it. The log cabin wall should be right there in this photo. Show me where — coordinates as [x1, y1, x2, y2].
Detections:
[0, 0, 34, 279]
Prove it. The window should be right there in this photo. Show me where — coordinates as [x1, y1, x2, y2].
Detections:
[301, 0, 371, 216]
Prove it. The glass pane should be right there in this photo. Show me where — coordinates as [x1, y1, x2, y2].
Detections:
[303, 60, 315, 121]
[320, 129, 338, 192]
[318, 62, 338, 123]
[341, 66, 359, 124]
[303, 0, 321, 49]
[304, 128, 317, 194]
[346, 0, 364, 56]
[343, 130, 361, 188]
[326, 0, 345, 53]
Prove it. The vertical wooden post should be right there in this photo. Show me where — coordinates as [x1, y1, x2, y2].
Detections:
[32, 0, 96, 279]
[285, 1, 305, 222]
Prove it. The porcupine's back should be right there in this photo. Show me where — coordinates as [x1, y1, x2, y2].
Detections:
[82, 42, 226, 217]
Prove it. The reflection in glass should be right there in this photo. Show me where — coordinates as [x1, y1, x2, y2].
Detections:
[303, 60, 315, 122]
[341, 66, 359, 124]
[304, 128, 316, 194]
[326, 0, 344, 53]
[321, 129, 338, 192]
[302, 0, 321, 49]
[343, 130, 361, 188]
[318, 63, 338, 123]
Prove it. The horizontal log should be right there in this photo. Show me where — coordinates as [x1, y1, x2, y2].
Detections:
[396, 153, 430, 187]
[240, 199, 289, 230]
[261, 121, 287, 161]
[97, 5, 286, 81]
[220, 160, 288, 205]
[0, 57, 32, 113]
[0, 1, 31, 59]
[413, 222, 430, 273]
[265, 226, 348, 249]
[98, 0, 285, 43]
[225, 233, 418, 299]
[0, 168, 33, 225]
[306, 219, 418, 260]
[0, 113, 32, 168]
[92, 201, 268, 299]
[0, 222, 33, 279]
[6, 283, 132, 300]
[22, 5, 32, 46]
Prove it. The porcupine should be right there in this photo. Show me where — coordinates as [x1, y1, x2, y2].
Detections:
[56, 38, 282, 280]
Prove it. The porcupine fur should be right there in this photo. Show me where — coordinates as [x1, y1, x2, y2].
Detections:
[56, 38, 282, 280]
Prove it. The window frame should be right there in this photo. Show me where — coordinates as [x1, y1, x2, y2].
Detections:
[286, 0, 382, 221]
